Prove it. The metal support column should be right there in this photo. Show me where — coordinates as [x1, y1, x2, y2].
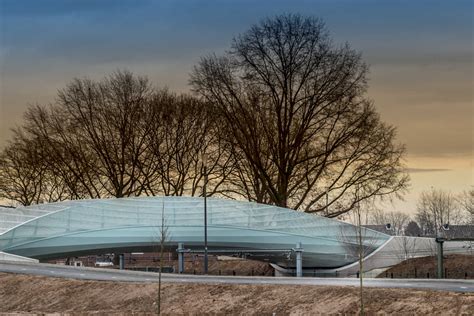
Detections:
[436, 237, 444, 279]
[178, 243, 184, 274]
[294, 242, 303, 277]
[119, 254, 125, 270]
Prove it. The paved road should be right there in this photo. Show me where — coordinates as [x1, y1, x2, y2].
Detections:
[1, 260, 473, 293]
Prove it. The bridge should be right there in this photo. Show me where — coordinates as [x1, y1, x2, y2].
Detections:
[0, 197, 470, 276]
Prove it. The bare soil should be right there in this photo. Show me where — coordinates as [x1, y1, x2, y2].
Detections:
[1, 272, 473, 315]
[378, 254, 474, 279]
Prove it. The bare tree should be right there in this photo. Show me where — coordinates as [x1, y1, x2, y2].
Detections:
[1, 48, 408, 213]
[415, 188, 468, 235]
[156, 200, 169, 315]
[55, 70, 156, 198]
[23, 104, 104, 199]
[395, 236, 418, 261]
[458, 188, 474, 223]
[355, 198, 365, 315]
[0, 133, 46, 206]
[144, 91, 234, 197]
[337, 195, 382, 315]
[191, 14, 408, 217]
[1, 71, 234, 204]
[11, 71, 156, 200]
[370, 209, 410, 235]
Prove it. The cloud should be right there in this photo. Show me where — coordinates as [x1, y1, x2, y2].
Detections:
[1, 0, 472, 161]
[0, 0, 149, 17]
[406, 168, 451, 173]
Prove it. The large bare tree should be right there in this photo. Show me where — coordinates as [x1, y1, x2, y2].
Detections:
[191, 14, 408, 216]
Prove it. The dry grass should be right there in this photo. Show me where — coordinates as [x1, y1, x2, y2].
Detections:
[0, 272, 473, 315]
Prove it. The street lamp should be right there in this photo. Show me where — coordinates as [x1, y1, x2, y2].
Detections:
[435, 223, 449, 279]
[202, 153, 208, 274]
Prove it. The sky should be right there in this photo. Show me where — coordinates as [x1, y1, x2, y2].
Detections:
[0, 0, 472, 215]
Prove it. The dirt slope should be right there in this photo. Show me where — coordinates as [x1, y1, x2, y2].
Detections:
[0, 272, 473, 315]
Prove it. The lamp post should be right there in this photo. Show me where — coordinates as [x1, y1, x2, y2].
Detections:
[436, 223, 449, 279]
[202, 153, 208, 274]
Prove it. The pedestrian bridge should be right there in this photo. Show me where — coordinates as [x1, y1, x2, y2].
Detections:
[0, 196, 389, 270]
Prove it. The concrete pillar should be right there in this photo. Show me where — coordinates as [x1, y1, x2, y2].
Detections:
[119, 254, 125, 270]
[295, 242, 303, 277]
[178, 243, 184, 274]
[436, 238, 444, 279]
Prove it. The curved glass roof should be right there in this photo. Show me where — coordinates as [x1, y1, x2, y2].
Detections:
[0, 197, 390, 268]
